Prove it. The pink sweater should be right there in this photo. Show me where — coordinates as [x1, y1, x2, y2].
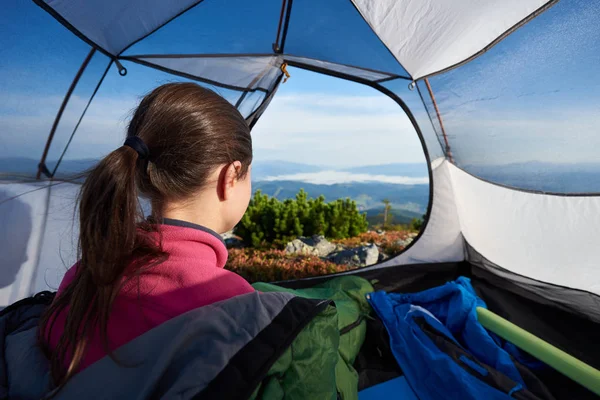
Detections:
[47, 219, 254, 370]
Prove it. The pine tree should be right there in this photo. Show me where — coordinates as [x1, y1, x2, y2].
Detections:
[382, 198, 392, 229]
[235, 189, 369, 246]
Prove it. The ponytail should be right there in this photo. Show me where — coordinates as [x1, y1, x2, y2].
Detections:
[40, 144, 165, 386]
[39, 82, 252, 388]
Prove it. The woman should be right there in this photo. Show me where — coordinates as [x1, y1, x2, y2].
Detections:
[41, 82, 256, 384]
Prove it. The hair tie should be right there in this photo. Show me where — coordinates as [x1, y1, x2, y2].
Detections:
[124, 136, 150, 160]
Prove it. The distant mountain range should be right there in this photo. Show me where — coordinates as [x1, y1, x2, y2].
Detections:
[4, 158, 598, 215]
[0, 158, 431, 216]
[253, 180, 429, 214]
[251, 161, 430, 215]
[0, 158, 428, 180]
[0, 157, 96, 178]
[465, 161, 600, 193]
[365, 207, 424, 225]
[251, 161, 323, 180]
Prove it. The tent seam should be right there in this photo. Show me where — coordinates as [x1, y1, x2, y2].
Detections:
[417, 0, 559, 80]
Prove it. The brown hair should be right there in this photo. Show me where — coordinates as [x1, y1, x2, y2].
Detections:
[39, 82, 252, 386]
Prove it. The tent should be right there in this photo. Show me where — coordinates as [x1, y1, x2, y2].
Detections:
[1, 0, 599, 397]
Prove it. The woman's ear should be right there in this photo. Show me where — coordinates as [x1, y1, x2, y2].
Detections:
[221, 161, 242, 201]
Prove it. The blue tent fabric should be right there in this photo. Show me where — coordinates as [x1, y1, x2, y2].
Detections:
[367, 277, 539, 400]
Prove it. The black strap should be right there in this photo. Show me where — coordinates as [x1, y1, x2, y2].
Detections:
[124, 136, 150, 160]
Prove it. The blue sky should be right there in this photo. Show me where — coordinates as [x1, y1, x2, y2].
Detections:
[0, 0, 425, 171]
[1, 0, 599, 173]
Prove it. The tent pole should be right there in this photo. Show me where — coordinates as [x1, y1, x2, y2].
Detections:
[279, 0, 294, 53]
[36, 48, 96, 180]
[477, 307, 600, 396]
[272, 0, 288, 52]
[424, 78, 453, 163]
[50, 59, 113, 178]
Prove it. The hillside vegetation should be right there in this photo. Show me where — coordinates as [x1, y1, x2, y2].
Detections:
[227, 189, 422, 282]
[235, 189, 369, 247]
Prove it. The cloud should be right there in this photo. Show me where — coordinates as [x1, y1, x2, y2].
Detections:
[0, 89, 428, 169]
[5, 86, 598, 170]
[273, 93, 400, 113]
[263, 170, 429, 185]
[251, 92, 427, 167]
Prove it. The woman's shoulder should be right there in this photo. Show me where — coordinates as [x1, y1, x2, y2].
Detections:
[56, 262, 80, 294]
[176, 267, 255, 308]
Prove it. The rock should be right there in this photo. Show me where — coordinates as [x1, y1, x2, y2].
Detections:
[221, 231, 236, 240]
[378, 252, 390, 263]
[285, 239, 312, 255]
[285, 235, 336, 257]
[221, 231, 244, 248]
[328, 243, 379, 268]
[395, 237, 414, 248]
[328, 249, 360, 266]
[306, 235, 337, 257]
[225, 237, 245, 249]
[363, 244, 379, 266]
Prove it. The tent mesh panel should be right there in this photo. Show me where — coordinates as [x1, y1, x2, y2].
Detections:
[418, 0, 600, 194]
[382, 80, 445, 162]
[0, 0, 93, 178]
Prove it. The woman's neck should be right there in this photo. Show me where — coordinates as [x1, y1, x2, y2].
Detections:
[158, 198, 225, 234]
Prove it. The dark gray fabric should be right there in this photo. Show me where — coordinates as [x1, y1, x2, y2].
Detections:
[0, 298, 53, 400]
[0, 291, 295, 400]
[58, 291, 294, 400]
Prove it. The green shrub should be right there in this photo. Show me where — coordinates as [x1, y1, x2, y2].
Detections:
[235, 189, 368, 247]
[409, 215, 426, 231]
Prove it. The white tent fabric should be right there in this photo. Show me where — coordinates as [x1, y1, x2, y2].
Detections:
[350, 0, 552, 79]
[379, 159, 463, 267]
[283, 55, 398, 82]
[0, 161, 465, 305]
[123, 54, 404, 93]
[0, 182, 79, 306]
[41, 0, 552, 80]
[449, 164, 600, 296]
[4, 159, 600, 305]
[2, 0, 598, 326]
[5, 163, 598, 303]
[127, 55, 283, 92]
